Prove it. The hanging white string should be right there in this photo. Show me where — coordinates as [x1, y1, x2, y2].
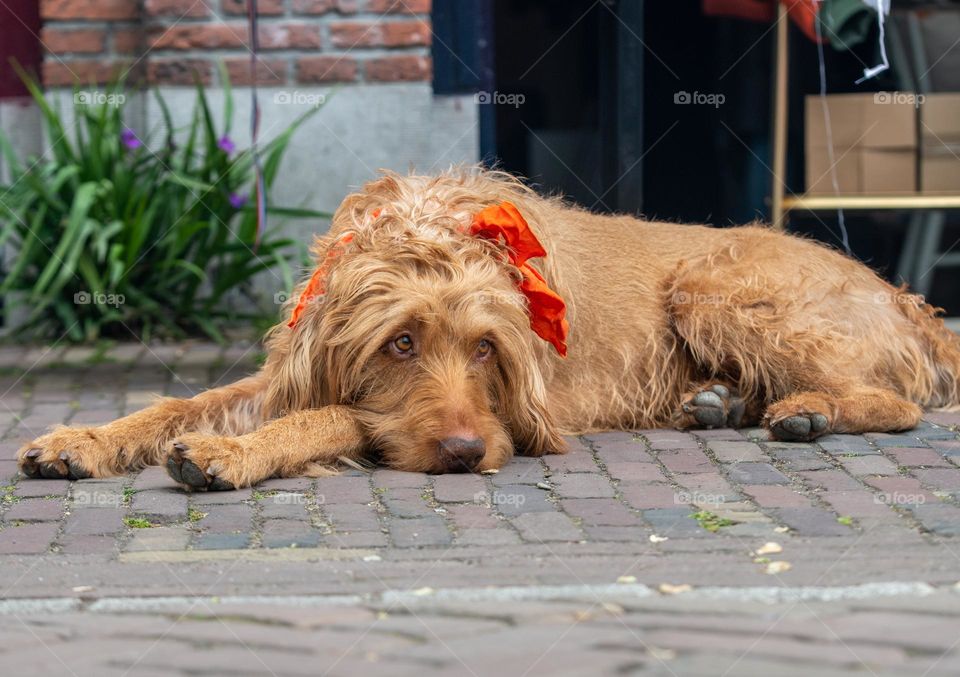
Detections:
[856, 0, 891, 83]
[814, 2, 851, 254]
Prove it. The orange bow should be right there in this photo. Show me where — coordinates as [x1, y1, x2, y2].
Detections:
[287, 203, 569, 358]
[287, 233, 354, 328]
[470, 202, 568, 357]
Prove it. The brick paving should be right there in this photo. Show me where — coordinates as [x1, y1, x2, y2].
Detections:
[1, 341, 960, 675]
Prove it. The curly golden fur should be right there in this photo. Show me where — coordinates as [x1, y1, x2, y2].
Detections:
[18, 167, 960, 488]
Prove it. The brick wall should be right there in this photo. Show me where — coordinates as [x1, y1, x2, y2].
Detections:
[39, 0, 432, 87]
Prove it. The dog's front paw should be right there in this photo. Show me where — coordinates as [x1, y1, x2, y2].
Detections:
[165, 433, 252, 490]
[18, 426, 117, 480]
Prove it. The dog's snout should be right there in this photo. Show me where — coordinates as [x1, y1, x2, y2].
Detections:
[437, 437, 485, 472]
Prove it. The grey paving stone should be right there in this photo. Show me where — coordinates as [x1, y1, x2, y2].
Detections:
[130, 490, 188, 522]
[511, 511, 582, 542]
[727, 462, 791, 485]
[0, 522, 58, 554]
[770, 508, 853, 536]
[553, 473, 616, 499]
[432, 474, 486, 503]
[389, 516, 452, 547]
[2, 498, 64, 522]
[489, 484, 553, 516]
[560, 498, 641, 526]
[707, 440, 766, 463]
[769, 447, 832, 471]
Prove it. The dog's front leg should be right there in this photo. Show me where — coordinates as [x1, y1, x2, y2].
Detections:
[164, 405, 366, 490]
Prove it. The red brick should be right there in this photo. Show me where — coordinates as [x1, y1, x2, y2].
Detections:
[113, 28, 143, 54]
[259, 24, 323, 50]
[41, 0, 139, 20]
[41, 28, 105, 54]
[147, 59, 213, 86]
[368, 0, 430, 13]
[150, 24, 247, 50]
[224, 58, 287, 86]
[42, 60, 131, 86]
[297, 56, 358, 83]
[222, 0, 284, 15]
[364, 54, 431, 82]
[144, 0, 213, 16]
[292, 0, 358, 14]
[329, 20, 430, 48]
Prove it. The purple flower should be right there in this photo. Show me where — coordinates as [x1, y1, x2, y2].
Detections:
[120, 128, 142, 150]
[217, 135, 236, 154]
[228, 192, 248, 209]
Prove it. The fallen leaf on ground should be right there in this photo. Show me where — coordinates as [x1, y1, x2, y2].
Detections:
[765, 561, 792, 575]
[649, 534, 669, 543]
[617, 575, 637, 584]
[754, 542, 782, 556]
[658, 583, 693, 595]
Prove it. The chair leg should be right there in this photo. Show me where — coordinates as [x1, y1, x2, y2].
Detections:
[897, 211, 923, 286]
[913, 211, 946, 299]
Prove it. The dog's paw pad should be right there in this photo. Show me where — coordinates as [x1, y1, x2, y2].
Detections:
[165, 440, 237, 491]
[18, 441, 97, 481]
[769, 412, 829, 441]
[680, 384, 746, 429]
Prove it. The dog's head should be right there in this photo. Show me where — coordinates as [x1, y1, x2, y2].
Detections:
[265, 170, 566, 473]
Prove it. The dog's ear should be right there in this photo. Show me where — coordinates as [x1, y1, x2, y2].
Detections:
[498, 349, 566, 456]
[262, 320, 330, 416]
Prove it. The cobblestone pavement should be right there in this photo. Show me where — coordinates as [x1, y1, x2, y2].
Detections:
[2, 342, 960, 675]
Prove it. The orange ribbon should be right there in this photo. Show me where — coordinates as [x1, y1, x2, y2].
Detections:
[470, 202, 568, 357]
[287, 233, 354, 328]
[287, 203, 569, 358]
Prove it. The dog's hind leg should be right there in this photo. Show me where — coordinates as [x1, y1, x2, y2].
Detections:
[675, 381, 761, 430]
[164, 405, 366, 490]
[18, 375, 268, 480]
[763, 387, 921, 441]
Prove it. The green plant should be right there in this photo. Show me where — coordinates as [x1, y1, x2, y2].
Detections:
[0, 67, 328, 342]
[690, 510, 737, 532]
[123, 516, 154, 529]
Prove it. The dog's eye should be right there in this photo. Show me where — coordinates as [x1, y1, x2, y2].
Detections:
[475, 339, 493, 360]
[392, 334, 414, 354]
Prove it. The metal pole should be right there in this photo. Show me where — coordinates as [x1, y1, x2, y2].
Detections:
[771, 3, 789, 229]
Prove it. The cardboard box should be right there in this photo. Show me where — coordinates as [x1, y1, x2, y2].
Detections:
[805, 93, 917, 194]
[919, 93, 960, 194]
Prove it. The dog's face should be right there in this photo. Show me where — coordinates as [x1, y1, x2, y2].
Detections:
[269, 222, 563, 473]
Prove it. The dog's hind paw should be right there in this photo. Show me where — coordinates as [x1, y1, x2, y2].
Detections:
[765, 412, 829, 442]
[165, 434, 243, 491]
[679, 383, 747, 429]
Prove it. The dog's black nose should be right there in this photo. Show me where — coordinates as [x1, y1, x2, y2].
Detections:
[437, 437, 485, 472]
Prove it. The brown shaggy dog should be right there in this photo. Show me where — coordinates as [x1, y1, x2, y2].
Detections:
[17, 167, 960, 488]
